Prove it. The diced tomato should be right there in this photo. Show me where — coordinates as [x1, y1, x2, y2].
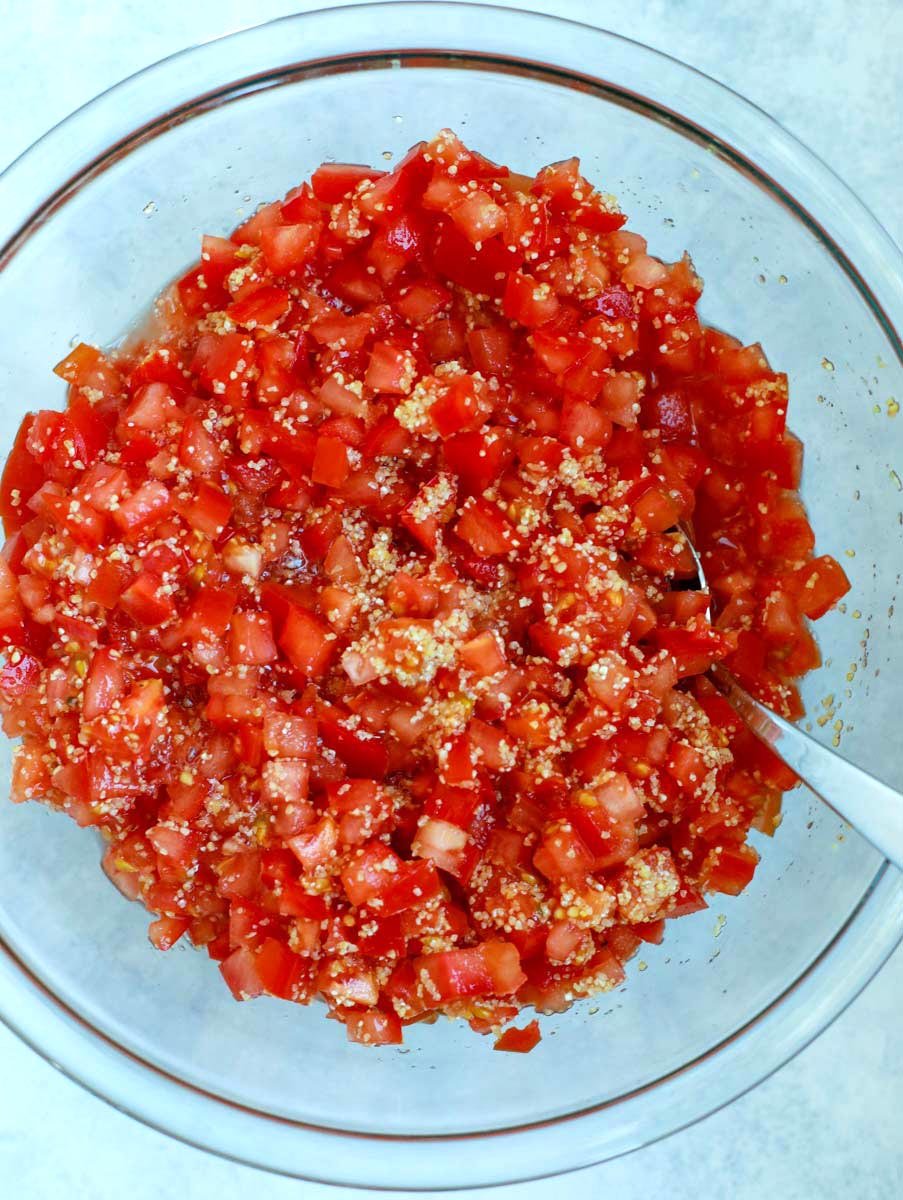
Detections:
[261, 759, 314, 836]
[119, 572, 176, 626]
[287, 814, 340, 872]
[119, 382, 179, 437]
[178, 415, 223, 475]
[394, 279, 452, 326]
[441, 429, 513, 495]
[260, 223, 320, 274]
[342, 842, 441, 914]
[664, 741, 709, 797]
[533, 822, 595, 882]
[568, 800, 637, 871]
[112, 480, 171, 536]
[699, 843, 760, 896]
[364, 341, 416, 395]
[1, 418, 50, 534]
[53, 342, 123, 397]
[148, 916, 190, 951]
[219, 946, 265, 1000]
[785, 554, 850, 619]
[0, 129, 834, 1051]
[449, 190, 507, 244]
[263, 712, 317, 759]
[339, 1006, 401, 1045]
[327, 779, 393, 845]
[178, 586, 238, 644]
[230, 610, 278, 665]
[0, 650, 41, 701]
[416, 941, 526, 1004]
[503, 271, 560, 327]
[654, 624, 735, 676]
[278, 606, 335, 677]
[227, 285, 292, 329]
[455, 497, 519, 557]
[311, 163, 386, 203]
[431, 219, 520, 298]
[311, 436, 351, 488]
[459, 629, 506, 676]
[494, 1020, 541, 1053]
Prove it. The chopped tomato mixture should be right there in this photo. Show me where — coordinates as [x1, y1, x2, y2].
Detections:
[0, 131, 850, 1048]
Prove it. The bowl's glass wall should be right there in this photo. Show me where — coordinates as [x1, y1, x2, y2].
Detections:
[0, 52, 901, 1140]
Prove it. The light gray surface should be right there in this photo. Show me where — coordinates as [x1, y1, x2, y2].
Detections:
[0, 0, 901, 1196]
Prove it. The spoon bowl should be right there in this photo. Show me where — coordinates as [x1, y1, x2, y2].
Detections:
[683, 528, 903, 871]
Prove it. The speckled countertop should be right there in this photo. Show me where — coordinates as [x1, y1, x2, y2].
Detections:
[1, 2, 901, 1197]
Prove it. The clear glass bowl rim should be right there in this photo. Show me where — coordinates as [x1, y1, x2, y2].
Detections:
[0, 2, 901, 1189]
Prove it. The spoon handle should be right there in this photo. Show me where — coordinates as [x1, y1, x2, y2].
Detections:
[713, 668, 903, 872]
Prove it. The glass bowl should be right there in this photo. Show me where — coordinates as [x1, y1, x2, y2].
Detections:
[1, 2, 902, 1189]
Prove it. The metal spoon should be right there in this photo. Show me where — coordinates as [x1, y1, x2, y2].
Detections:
[682, 531, 903, 871]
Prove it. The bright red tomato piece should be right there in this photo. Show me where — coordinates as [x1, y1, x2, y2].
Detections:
[494, 1020, 541, 1053]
